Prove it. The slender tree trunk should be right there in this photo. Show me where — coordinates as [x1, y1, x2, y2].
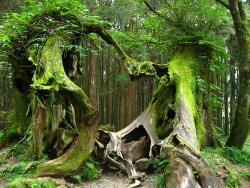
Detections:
[89, 38, 98, 108]
[119, 62, 125, 130]
[230, 59, 236, 128]
[224, 74, 229, 136]
[100, 49, 105, 125]
[105, 48, 111, 124]
[137, 79, 143, 116]
[127, 82, 136, 124]
[216, 75, 222, 134]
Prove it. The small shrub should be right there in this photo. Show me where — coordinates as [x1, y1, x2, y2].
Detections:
[82, 161, 98, 182]
[149, 157, 168, 174]
[70, 160, 98, 183]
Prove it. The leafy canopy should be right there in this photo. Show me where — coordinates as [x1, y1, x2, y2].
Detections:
[0, 0, 109, 57]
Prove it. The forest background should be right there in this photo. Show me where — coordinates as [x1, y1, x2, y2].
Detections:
[1, 0, 249, 139]
[0, 0, 249, 187]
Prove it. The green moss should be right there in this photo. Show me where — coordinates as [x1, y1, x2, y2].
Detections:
[6, 177, 57, 188]
[124, 56, 156, 77]
[167, 48, 206, 150]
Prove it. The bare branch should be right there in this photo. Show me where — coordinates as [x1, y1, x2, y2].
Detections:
[163, 0, 173, 9]
[142, 0, 172, 22]
[214, 0, 231, 10]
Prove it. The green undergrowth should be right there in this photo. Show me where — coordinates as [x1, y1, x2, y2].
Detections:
[69, 156, 99, 183]
[149, 157, 168, 188]
[0, 138, 48, 185]
[201, 138, 250, 187]
[6, 177, 57, 188]
[0, 162, 32, 183]
[0, 138, 100, 187]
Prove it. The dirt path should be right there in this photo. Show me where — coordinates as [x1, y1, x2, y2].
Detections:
[79, 171, 156, 188]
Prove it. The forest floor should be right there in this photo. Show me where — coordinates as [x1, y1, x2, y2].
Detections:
[0, 136, 249, 187]
[0, 151, 249, 188]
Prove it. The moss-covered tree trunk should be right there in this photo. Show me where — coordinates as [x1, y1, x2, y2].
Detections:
[31, 37, 100, 176]
[160, 49, 218, 187]
[98, 48, 219, 187]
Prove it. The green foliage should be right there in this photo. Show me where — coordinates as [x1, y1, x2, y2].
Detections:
[149, 157, 168, 174]
[98, 124, 115, 131]
[116, 72, 131, 86]
[0, 0, 110, 59]
[0, 136, 33, 165]
[243, 134, 250, 154]
[149, 157, 168, 188]
[201, 146, 250, 187]
[0, 131, 4, 138]
[0, 163, 32, 182]
[70, 174, 82, 184]
[155, 174, 167, 188]
[201, 146, 250, 166]
[0, 110, 14, 130]
[6, 177, 56, 188]
[195, 76, 206, 93]
[224, 166, 242, 187]
[82, 161, 98, 182]
[70, 159, 98, 183]
[223, 147, 250, 166]
[210, 83, 223, 109]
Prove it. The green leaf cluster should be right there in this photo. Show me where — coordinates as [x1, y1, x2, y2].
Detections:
[0, 0, 111, 59]
[70, 159, 98, 183]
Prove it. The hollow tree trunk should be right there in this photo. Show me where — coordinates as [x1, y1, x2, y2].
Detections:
[32, 37, 100, 177]
[98, 48, 219, 187]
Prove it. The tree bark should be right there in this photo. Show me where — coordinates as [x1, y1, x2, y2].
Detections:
[32, 104, 47, 159]
[217, 75, 223, 134]
[224, 71, 229, 136]
[89, 38, 98, 108]
[119, 61, 125, 130]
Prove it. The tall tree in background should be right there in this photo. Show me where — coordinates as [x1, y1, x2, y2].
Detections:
[88, 2, 98, 109]
[215, 0, 250, 149]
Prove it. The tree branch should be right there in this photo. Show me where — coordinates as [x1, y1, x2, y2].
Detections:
[214, 0, 231, 10]
[142, 0, 172, 22]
